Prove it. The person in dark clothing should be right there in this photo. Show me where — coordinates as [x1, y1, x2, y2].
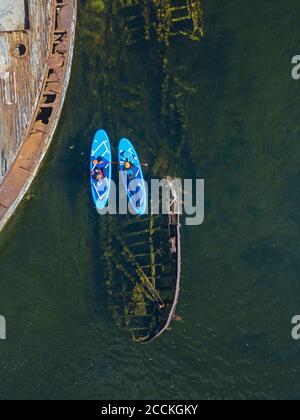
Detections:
[91, 156, 106, 181]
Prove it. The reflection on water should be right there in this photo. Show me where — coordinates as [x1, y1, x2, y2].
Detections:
[0, 0, 300, 400]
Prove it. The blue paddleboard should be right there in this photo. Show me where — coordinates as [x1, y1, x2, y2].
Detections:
[118, 138, 147, 216]
[90, 130, 112, 213]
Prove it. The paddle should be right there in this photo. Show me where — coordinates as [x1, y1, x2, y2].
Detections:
[91, 161, 148, 175]
[108, 162, 149, 167]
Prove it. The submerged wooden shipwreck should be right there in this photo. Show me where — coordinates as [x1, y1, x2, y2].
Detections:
[0, 0, 77, 231]
[103, 178, 181, 342]
[85, 0, 205, 341]
[119, 0, 204, 45]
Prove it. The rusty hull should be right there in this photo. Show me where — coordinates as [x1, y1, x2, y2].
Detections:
[0, 0, 77, 232]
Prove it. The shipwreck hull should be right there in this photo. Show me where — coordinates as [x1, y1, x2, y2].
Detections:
[103, 178, 182, 343]
[0, 0, 77, 232]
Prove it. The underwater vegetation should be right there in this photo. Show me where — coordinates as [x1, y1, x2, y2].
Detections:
[103, 199, 181, 342]
[78, 0, 204, 341]
[119, 0, 204, 45]
[79, 0, 205, 175]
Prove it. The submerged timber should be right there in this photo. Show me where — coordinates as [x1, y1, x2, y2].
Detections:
[0, 0, 77, 232]
[90, 0, 204, 341]
[104, 178, 182, 342]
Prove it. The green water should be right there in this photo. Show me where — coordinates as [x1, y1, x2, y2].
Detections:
[1, 0, 300, 400]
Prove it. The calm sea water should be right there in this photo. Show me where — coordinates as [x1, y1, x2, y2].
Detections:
[0, 0, 300, 400]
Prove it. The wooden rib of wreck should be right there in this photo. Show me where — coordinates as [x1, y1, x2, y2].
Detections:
[104, 178, 182, 343]
[119, 0, 204, 45]
[0, 0, 77, 232]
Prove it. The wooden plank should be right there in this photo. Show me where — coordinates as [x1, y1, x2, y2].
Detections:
[0, 0, 77, 232]
[0, 0, 25, 32]
[0, 0, 51, 179]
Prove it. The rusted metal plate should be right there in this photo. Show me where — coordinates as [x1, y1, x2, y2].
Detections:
[0, 0, 77, 231]
[0, 0, 25, 32]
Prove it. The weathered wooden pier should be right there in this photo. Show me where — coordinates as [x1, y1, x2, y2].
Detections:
[0, 0, 77, 232]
